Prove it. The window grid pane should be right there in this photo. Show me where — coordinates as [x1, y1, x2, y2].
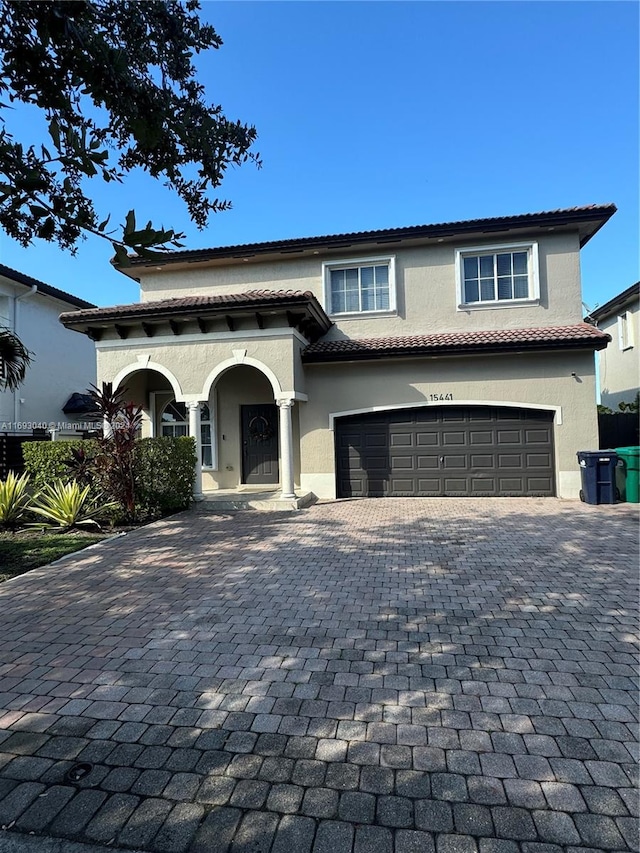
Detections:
[465, 280, 479, 303]
[480, 278, 495, 301]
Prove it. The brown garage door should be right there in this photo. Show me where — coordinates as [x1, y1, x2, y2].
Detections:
[336, 406, 555, 497]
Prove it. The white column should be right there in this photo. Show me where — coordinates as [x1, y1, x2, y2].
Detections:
[187, 401, 204, 501]
[277, 398, 296, 499]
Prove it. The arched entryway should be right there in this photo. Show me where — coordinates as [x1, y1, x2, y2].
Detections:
[207, 364, 298, 497]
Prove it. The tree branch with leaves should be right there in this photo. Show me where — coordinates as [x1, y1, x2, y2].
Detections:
[0, 327, 32, 390]
[0, 0, 260, 263]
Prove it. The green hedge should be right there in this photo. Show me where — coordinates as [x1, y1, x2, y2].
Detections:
[22, 440, 95, 491]
[22, 437, 196, 521]
[134, 437, 196, 520]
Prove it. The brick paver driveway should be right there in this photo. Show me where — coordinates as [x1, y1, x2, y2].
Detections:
[0, 499, 637, 853]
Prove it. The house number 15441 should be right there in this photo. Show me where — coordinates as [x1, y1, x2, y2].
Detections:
[429, 393, 454, 401]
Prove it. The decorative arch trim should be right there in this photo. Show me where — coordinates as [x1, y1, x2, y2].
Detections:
[112, 361, 184, 401]
[201, 355, 283, 400]
[328, 399, 563, 429]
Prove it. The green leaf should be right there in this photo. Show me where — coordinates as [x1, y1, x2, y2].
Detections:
[48, 119, 61, 150]
[112, 243, 130, 266]
[124, 209, 136, 235]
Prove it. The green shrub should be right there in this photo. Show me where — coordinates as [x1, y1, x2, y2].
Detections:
[31, 480, 117, 531]
[134, 436, 196, 520]
[0, 471, 34, 529]
[22, 441, 98, 491]
[23, 437, 196, 523]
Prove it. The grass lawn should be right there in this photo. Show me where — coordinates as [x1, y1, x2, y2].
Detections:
[0, 530, 105, 583]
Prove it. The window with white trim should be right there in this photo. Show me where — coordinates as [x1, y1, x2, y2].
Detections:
[456, 242, 539, 307]
[618, 311, 633, 350]
[324, 257, 396, 316]
[160, 400, 213, 468]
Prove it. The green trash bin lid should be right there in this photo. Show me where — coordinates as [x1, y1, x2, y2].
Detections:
[615, 446, 640, 458]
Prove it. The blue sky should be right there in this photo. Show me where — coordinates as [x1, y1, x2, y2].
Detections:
[0, 1, 637, 311]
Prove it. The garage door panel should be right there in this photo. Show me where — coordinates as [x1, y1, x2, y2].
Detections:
[415, 410, 439, 423]
[416, 477, 442, 492]
[525, 428, 552, 443]
[390, 477, 416, 493]
[336, 406, 555, 498]
[390, 433, 413, 446]
[417, 432, 440, 445]
[527, 453, 552, 467]
[444, 455, 466, 469]
[470, 454, 495, 468]
[499, 453, 523, 468]
[499, 477, 525, 493]
[391, 455, 414, 469]
[364, 455, 389, 469]
[365, 433, 388, 448]
[469, 430, 493, 445]
[443, 432, 466, 445]
[468, 407, 493, 420]
[527, 477, 554, 493]
[417, 455, 439, 469]
[497, 429, 522, 444]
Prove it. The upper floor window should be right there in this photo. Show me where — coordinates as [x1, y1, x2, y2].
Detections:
[324, 257, 396, 316]
[618, 311, 633, 350]
[456, 242, 540, 308]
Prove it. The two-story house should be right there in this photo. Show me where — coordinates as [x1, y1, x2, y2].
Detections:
[0, 265, 96, 436]
[60, 204, 614, 502]
[589, 282, 639, 410]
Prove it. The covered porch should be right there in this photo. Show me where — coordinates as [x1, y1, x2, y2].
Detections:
[59, 290, 332, 503]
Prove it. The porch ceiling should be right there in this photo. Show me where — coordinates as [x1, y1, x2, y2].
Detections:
[59, 289, 333, 343]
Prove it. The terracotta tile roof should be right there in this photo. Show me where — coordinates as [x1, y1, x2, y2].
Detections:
[60, 290, 321, 324]
[125, 203, 617, 269]
[303, 323, 610, 362]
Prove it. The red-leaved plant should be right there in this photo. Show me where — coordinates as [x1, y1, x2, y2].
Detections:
[88, 382, 143, 522]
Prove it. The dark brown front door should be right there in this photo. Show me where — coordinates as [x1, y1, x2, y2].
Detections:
[336, 406, 555, 498]
[241, 404, 279, 485]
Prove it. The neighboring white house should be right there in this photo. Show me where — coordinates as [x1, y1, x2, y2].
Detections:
[589, 282, 640, 409]
[0, 264, 97, 435]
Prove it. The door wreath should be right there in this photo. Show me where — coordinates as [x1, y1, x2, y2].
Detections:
[248, 415, 274, 442]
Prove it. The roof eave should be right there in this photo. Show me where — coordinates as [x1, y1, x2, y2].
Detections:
[0, 264, 96, 309]
[121, 205, 617, 272]
[590, 282, 640, 321]
[60, 292, 330, 327]
[302, 337, 610, 364]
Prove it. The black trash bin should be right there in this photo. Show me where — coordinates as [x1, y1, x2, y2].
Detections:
[577, 450, 618, 504]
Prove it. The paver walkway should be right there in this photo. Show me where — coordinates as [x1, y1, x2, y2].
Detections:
[0, 498, 637, 853]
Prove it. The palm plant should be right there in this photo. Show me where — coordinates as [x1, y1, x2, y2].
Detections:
[0, 471, 34, 529]
[31, 480, 116, 531]
[0, 328, 32, 390]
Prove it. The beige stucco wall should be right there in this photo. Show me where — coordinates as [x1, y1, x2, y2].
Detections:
[96, 335, 304, 492]
[95, 331, 597, 500]
[96, 332, 305, 402]
[136, 231, 583, 336]
[298, 350, 598, 501]
[596, 301, 640, 408]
